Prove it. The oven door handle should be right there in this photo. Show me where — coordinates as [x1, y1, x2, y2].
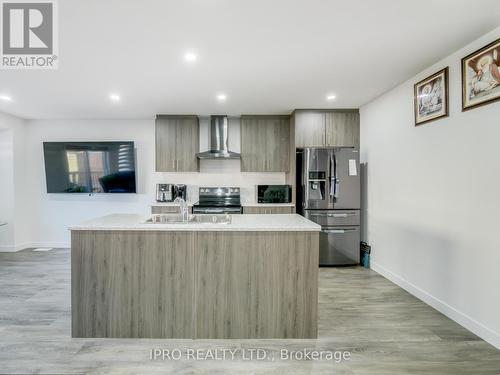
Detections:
[203, 209, 225, 213]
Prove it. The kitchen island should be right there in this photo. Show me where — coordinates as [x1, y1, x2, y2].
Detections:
[70, 214, 320, 339]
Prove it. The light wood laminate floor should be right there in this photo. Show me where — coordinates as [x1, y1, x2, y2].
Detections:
[0, 248, 499, 374]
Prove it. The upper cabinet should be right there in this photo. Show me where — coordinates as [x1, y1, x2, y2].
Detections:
[325, 112, 360, 147]
[294, 110, 359, 148]
[155, 115, 199, 172]
[294, 112, 325, 147]
[240, 116, 290, 172]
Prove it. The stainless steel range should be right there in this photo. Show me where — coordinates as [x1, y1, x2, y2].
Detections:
[193, 187, 242, 214]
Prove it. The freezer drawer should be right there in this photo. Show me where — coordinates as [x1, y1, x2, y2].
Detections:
[319, 226, 360, 266]
[305, 210, 360, 226]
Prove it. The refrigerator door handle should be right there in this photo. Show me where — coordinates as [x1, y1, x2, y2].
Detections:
[329, 154, 334, 198]
[304, 150, 310, 204]
[330, 213, 354, 218]
[330, 152, 339, 199]
[328, 152, 337, 201]
[309, 212, 357, 218]
[334, 154, 339, 199]
[323, 229, 358, 234]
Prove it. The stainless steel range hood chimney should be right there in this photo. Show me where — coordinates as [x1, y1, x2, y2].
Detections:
[196, 115, 240, 159]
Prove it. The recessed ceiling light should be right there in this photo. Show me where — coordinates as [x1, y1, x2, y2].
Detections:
[326, 94, 336, 101]
[109, 94, 121, 102]
[0, 94, 12, 102]
[184, 52, 197, 62]
[216, 94, 227, 102]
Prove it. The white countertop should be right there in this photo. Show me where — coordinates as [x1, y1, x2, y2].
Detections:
[69, 214, 320, 232]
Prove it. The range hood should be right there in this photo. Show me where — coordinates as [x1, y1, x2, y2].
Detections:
[196, 115, 240, 159]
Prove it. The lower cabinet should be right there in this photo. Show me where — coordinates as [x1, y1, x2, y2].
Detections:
[243, 206, 294, 214]
[72, 230, 319, 339]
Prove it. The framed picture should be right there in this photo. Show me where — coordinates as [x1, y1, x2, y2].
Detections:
[414, 67, 449, 126]
[462, 38, 500, 111]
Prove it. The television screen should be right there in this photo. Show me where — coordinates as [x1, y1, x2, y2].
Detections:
[43, 142, 136, 193]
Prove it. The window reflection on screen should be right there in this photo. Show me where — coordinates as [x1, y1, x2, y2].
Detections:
[66, 150, 108, 193]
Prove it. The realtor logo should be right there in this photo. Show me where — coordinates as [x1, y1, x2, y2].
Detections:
[1, 0, 58, 69]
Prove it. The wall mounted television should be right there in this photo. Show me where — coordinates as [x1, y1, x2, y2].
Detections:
[43, 142, 137, 194]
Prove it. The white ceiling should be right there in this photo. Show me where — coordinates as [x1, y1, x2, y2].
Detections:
[1, 0, 499, 119]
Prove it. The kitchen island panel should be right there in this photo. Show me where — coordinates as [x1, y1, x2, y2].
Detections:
[194, 231, 318, 339]
[71, 230, 194, 338]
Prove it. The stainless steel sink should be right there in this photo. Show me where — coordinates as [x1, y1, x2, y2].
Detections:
[189, 214, 232, 224]
[144, 214, 231, 225]
[145, 214, 189, 224]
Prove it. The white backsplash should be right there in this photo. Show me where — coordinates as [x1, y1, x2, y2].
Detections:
[155, 169, 286, 204]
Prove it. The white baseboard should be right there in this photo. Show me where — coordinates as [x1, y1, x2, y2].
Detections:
[0, 245, 18, 252]
[0, 242, 69, 252]
[29, 242, 69, 249]
[371, 261, 500, 350]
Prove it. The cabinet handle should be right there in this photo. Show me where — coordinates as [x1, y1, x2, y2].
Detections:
[172, 160, 176, 170]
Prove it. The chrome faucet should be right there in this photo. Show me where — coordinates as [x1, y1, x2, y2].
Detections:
[174, 197, 189, 222]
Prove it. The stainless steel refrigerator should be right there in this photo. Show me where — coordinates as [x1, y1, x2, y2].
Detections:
[296, 148, 360, 266]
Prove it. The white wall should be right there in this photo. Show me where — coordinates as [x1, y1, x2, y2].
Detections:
[22, 118, 285, 247]
[360, 26, 500, 349]
[0, 111, 27, 251]
[12, 117, 28, 247]
[24, 119, 155, 248]
[0, 129, 14, 247]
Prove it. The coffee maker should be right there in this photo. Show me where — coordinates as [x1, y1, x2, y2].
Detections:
[174, 184, 187, 201]
[156, 184, 174, 202]
[156, 184, 188, 202]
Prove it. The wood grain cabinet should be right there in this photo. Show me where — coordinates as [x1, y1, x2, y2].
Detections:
[294, 112, 326, 147]
[155, 115, 199, 172]
[243, 206, 294, 214]
[240, 116, 290, 172]
[294, 110, 359, 148]
[325, 112, 360, 147]
[71, 229, 319, 339]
